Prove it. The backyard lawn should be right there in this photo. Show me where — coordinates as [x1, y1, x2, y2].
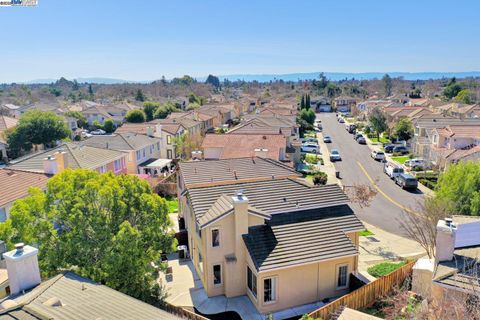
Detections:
[391, 155, 410, 165]
[367, 261, 406, 278]
[164, 196, 179, 213]
[359, 229, 375, 236]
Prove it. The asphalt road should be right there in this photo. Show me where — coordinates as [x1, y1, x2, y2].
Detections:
[316, 113, 425, 236]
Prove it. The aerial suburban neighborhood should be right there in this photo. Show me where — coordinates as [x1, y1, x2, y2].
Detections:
[0, 1, 479, 320]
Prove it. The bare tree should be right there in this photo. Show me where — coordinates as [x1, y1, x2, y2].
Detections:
[343, 184, 378, 208]
[397, 197, 451, 259]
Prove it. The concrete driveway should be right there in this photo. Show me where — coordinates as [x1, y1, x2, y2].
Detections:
[316, 112, 425, 236]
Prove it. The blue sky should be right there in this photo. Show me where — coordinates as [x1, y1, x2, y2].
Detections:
[1, 0, 479, 82]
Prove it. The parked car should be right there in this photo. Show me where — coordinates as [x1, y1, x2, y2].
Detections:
[384, 162, 405, 179]
[323, 136, 332, 143]
[338, 118, 345, 123]
[392, 146, 409, 155]
[345, 124, 356, 133]
[384, 144, 395, 153]
[404, 158, 425, 168]
[90, 129, 106, 135]
[301, 143, 319, 153]
[357, 136, 366, 144]
[354, 132, 363, 141]
[330, 149, 341, 161]
[395, 173, 418, 190]
[371, 150, 386, 161]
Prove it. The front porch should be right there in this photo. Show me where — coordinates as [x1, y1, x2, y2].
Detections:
[160, 254, 325, 320]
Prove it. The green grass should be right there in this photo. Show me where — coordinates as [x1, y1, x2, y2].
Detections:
[304, 131, 316, 138]
[367, 261, 406, 278]
[368, 136, 391, 144]
[391, 155, 410, 165]
[164, 196, 178, 213]
[359, 229, 375, 236]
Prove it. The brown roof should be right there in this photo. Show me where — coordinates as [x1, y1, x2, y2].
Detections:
[0, 169, 50, 206]
[202, 134, 286, 160]
[0, 116, 18, 132]
[115, 123, 150, 135]
[437, 125, 480, 138]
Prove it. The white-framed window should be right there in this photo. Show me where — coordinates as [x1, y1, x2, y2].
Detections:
[263, 277, 276, 304]
[211, 228, 220, 247]
[113, 159, 122, 172]
[167, 135, 172, 145]
[336, 264, 349, 289]
[98, 165, 107, 173]
[213, 264, 222, 286]
[247, 266, 257, 298]
[167, 149, 173, 159]
[136, 150, 141, 160]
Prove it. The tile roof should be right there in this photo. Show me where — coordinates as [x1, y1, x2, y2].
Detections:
[0, 271, 180, 320]
[0, 169, 50, 206]
[8, 143, 126, 173]
[243, 205, 363, 271]
[179, 157, 299, 187]
[202, 134, 286, 160]
[437, 125, 480, 139]
[414, 114, 480, 130]
[0, 116, 18, 132]
[157, 117, 200, 129]
[187, 178, 349, 223]
[114, 123, 151, 135]
[81, 133, 160, 151]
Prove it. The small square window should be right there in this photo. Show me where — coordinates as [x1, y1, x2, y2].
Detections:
[263, 278, 276, 303]
[213, 264, 222, 286]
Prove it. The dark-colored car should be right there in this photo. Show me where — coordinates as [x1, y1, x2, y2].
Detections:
[395, 173, 418, 190]
[384, 144, 395, 153]
[393, 146, 409, 155]
[354, 133, 363, 141]
[357, 136, 366, 144]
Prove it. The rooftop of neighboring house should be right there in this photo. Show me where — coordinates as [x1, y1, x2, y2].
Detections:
[413, 114, 480, 130]
[455, 103, 480, 115]
[435, 145, 480, 161]
[334, 96, 357, 102]
[0, 116, 18, 132]
[243, 204, 363, 271]
[433, 219, 480, 295]
[436, 125, 480, 139]
[202, 134, 287, 160]
[80, 132, 160, 151]
[8, 143, 126, 173]
[337, 307, 383, 320]
[228, 116, 297, 135]
[257, 106, 297, 117]
[114, 122, 152, 135]
[389, 107, 432, 118]
[0, 169, 50, 207]
[407, 98, 431, 107]
[2, 104, 21, 110]
[179, 157, 300, 188]
[157, 116, 201, 130]
[0, 271, 180, 320]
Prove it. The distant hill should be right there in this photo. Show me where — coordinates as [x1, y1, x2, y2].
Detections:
[216, 71, 480, 82]
[25, 77, 144, 84]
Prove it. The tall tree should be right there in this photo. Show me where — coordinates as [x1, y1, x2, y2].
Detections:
[382, 74, 393, 97]
[103, 119, 115, 133]
[7, 110, 70, 151]
[393, 117, 414, 141]
[205, 74, 221, 88]
[64, 111, 87, 128]
[135, 89, 146, 102]
[88, 84, 94, 99]
[125, 109, 146, 123]
[0, 169, 176, 305]
[368, 107, 388, 139]
[300, 95, 305, 109]
[143, 101, 160, 121]
[72, 79, 80, 91]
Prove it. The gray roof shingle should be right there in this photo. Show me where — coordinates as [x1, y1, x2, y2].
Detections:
[243, 205, 363, 271]
[81, 133, 160, 151]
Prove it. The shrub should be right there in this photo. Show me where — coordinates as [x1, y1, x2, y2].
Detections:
[312, 171, 328, 185]
[412, 165, 424, 172]
[305, 154, 320, 164]
[125, 109, 146, 123]
[367, 261, 406, 278]
[392, 152, 403, 157]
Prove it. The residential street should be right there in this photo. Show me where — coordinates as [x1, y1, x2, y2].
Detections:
[316, 113, 426, 236]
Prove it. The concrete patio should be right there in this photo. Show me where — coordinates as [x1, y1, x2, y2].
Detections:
[160, 254, 325, 320]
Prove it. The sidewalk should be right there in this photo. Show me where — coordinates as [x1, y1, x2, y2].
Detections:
[316, 131, 340, 186]
[358, 222, 426, 281]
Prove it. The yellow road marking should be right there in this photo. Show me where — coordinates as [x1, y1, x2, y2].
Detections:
[356, 161, 417, 214]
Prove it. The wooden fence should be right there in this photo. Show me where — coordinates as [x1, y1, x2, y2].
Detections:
[308, 261, 415, 319]
[163, 302, 210, 320]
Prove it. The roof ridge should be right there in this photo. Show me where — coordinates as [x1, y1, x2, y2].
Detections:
[64, 143, 82, 168]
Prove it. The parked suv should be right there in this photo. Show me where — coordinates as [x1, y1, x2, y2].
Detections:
[356, 136, 366, 144]
[395, 173, 418, 190]
[384, 162, 404, 179]
[354, 133, 363, 141]
[393, 146, 409, 155]
[384, 144, 395, 153]
[371, 150, 386, 161]
[404, 158, 425, 168]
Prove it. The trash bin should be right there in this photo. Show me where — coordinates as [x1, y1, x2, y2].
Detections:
[335, 171, 340, 179]
[177, 245, 187, 259]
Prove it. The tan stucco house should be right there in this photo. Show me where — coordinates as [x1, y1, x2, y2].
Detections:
[177, 158, 364, 315]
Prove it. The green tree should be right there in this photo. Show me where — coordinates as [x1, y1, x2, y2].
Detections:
[72, 79, 79, 91]
[312, 172, 328, 185]
[205, 74, 220, 88]
[300, 95, 305, 109]
[393, 117, 414, 141]
[454, 89, 475, 104]
[171, 75, 195, 86]
[435, 162, 480, 215]
[305, 94, 310, 109]
[443, 82, 463, 100]
[64, 111, 87, 128]
[88, 84, 94, 99]
[326, 83, 341, 98]
[135, 89, 146, 102]
[368, 107, 388, 139]
[0, 170, 176, 304]
[92, 120, 103, 130]
[103, 119, 115, 133]
[4, 127, 32, 158]
[153, 102, 180, 119]
[143, 102, 160, 121]
[187, 93, 206, 105]
[49, 87, 62, 97]
[125, 109, 146, 123]
[298, 108, 315, 125]
[382, 74, 393, 97]
[7, 110, 70, 150]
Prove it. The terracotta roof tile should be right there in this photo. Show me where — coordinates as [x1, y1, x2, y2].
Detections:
[0, 169, 50, 206]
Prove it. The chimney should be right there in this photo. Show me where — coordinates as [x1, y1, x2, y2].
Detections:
[254, 148, 268, 158]
[43, 155, 58, 175]
[3, 243, 41, 295]
[146, 126, 154, 137]
[155, 124, 162, 137]
[191, 150, 203, 160]
[436, 218, 457, 262]
[53, 151, 68, 173]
